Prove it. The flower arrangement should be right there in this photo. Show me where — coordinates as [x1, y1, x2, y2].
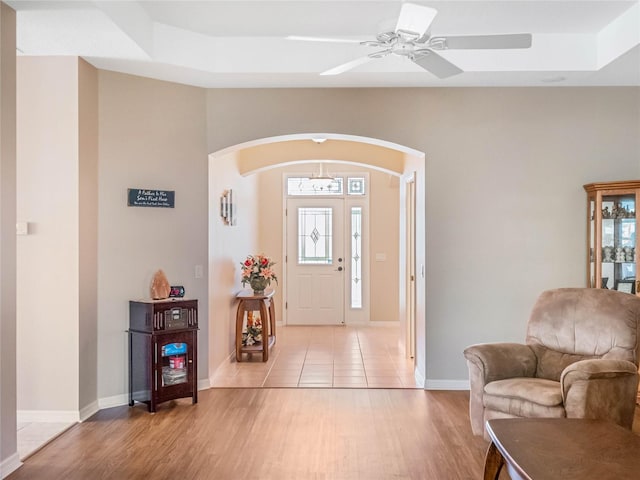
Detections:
[240, 254, 278, 294]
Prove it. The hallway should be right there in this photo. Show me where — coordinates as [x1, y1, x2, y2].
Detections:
[211, 325, 421, 388]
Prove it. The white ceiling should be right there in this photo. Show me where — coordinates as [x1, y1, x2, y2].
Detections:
[7, 0, 640, 88]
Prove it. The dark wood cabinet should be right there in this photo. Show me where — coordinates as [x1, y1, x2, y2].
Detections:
[128, 299, 198, 412]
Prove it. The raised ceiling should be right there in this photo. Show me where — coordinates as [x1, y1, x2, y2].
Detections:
[7, 0, 640, 88]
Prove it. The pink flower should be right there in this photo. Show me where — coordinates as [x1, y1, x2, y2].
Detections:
[260, 267, 274, 279]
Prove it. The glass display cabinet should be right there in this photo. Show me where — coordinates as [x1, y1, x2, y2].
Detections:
[584, 181, 640, 295]
[129, 299, 198, 412]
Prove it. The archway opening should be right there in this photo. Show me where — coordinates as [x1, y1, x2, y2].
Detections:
[207, 133, 426, 388]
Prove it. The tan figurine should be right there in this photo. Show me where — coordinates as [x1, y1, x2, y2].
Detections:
[150, 269, 171, 299]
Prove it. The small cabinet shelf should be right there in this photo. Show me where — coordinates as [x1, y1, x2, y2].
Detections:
[235, 289, 276, 362]
[584, 181, 639, 295]
[129, 299, 198, 412]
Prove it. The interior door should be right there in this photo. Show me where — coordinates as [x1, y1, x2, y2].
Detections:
[286, 198, 345, 325]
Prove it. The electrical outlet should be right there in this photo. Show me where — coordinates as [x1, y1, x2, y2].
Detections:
[195, 265, 203, 279]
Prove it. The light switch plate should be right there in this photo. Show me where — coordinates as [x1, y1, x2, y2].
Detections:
[16, 222, 28, 235]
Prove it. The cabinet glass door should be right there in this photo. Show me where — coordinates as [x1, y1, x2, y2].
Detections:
[600, 194, 636, 293]
[160, 342, 188, 386]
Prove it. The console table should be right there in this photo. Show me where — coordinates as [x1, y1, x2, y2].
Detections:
[235, 289, 276, 362]
[484, 418, 640, 480]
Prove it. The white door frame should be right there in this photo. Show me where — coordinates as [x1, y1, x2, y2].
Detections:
[406, 173, 416, 359]
[281, 171, 370, 326]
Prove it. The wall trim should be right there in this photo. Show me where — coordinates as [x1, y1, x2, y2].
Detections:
[198, 378, 211, 391]
[415, 368, 425, 388]
[79, 400, 100, 422]
[17, 410, 79, 423]
[98, 394, 129, 410]
[99, 380, 210, 411]
[424, 379, 469, 390]
[0, 452, 22, 479]
[210, 351, 235, 385]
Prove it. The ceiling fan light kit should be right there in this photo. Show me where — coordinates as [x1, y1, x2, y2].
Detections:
[300, 2, 532, 79]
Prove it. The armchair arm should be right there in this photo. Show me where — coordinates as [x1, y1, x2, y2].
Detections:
[464, 343, 537, 384]
[463, 343, 536, 436]
[561, 359, 639, 429]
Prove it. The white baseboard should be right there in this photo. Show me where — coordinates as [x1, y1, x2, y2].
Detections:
[99, 380, 210, 411]
[346, 320, 400, 327]
[424, 379, 469, 390]
[415, 369, 425, 388]
[79, 400, 100, 422]
[1, 452, 22, 479]
[98, 394, 129, 410]
[17, 410, 79, 423]
[210, 351, 236, 384]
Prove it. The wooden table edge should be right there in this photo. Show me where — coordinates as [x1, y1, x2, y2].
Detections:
[484, 420, 532, 480]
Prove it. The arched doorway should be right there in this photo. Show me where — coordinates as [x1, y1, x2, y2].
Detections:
[207, 134, 426, 388]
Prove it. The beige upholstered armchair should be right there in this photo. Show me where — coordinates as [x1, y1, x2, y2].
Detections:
[464, 288, 640, 438]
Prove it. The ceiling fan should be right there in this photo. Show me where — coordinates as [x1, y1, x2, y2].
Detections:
[290, 3, 532, 78]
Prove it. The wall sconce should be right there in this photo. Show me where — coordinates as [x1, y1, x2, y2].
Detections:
[220, 189, 235, 226]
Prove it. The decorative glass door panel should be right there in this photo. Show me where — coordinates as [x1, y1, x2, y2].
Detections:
[584, 182, 640, 296]
[298, 207, 333, 264]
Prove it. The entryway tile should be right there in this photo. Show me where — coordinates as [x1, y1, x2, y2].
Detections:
[214, 325, 419, 390]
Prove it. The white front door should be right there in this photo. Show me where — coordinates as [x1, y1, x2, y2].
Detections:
[286, 198, 345, 325]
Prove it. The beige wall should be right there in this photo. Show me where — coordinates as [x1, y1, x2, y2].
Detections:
[16, 56, 99, 418]
[98, 71, 208, 401]
[255, 163, 400, 324]
[14, 69, 639, 412]
[206, 87, 640, 384]
[0, 1, 17, 472]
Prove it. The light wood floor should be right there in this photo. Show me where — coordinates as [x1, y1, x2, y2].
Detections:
[8, 389, 489, 480]
[7, 389, 640, 480]
[212, 325, 420, 388]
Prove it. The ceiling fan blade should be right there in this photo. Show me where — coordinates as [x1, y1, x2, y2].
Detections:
[395, 3, 437, 37]
[437, 33, 532, 50]
[287, 35, 365, 44]
[412, 51, 463, 79]
[320, 56, 374, 76]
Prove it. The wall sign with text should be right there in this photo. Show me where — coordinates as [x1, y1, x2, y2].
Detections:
[127, 188, 175, 208]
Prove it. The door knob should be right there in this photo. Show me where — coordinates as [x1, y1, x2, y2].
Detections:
[336, 266, 343, 272]
[338, 258, 343, 262]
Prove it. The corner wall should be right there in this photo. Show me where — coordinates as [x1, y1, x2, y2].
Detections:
[16, 56, 99, 420]
[0, 2, 18, 476]
[208, 151, 259, 376]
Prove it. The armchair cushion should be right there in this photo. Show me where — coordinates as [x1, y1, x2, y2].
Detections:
[484, 378, 565, 418]
[485, 378, 563, 407]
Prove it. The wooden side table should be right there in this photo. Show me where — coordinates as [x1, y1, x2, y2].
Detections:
[484, 418, 640, 480]
[235, 289, 276, 362]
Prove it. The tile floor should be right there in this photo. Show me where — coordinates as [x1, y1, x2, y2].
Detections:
[17, 421, 75, 460]
[212, 325, 420, 388]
